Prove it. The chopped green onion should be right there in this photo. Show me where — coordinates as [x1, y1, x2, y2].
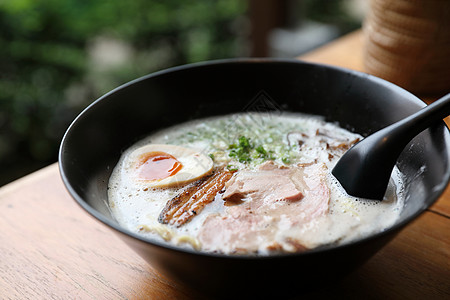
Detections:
[238, 136, 251, 150]
[227, 165, 238, 172]
[282, 157, 291, 164]
[255, 145, 267, 156]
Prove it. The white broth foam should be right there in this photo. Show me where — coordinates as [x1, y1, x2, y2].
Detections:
[108, 113, 405, 254]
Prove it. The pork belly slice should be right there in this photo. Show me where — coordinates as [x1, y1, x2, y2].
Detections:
[198, 162, 330, 254]
[158, 167, 233, 227]
[222, 161, 305, 205]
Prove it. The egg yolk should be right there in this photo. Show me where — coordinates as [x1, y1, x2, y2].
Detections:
[137, 151, 182, 181]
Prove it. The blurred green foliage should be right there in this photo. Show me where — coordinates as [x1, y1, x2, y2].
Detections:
[0, 0, 247, 185]
[0, 0, 359, 186]
[304, 0, 361, 32]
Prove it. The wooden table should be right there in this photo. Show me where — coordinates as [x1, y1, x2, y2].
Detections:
[1, 31, 449, 299]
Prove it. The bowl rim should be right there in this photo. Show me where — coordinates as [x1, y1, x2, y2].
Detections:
[58, 57, 450, 260]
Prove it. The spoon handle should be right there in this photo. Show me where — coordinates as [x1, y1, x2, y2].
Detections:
[332, 92, 450, 200]
[373, 93, 450, 167]
[396, 93, 450, 142]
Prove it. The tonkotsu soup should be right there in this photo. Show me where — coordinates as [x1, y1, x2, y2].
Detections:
[108, 112, 405, 255]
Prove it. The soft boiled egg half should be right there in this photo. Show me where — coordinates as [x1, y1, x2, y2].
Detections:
[123, 144, 214, 188]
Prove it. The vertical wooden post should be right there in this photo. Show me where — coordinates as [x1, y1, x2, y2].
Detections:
[248, 0, 289, 57]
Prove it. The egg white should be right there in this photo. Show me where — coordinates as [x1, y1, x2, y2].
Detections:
[122, 144, 213, 188]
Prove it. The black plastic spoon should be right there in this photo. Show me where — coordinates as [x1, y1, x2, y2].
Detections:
[332, 92, 450, 200]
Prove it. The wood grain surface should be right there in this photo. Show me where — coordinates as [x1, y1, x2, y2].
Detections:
[1, 31, 449, 299]
[0, 165, 205, 300]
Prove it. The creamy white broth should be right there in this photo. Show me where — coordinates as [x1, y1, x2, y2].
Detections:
[108, 113, 404, 255]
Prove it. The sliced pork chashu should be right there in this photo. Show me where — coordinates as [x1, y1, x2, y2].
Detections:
[198, 161, 330, 254]
[158, 167, 233, 227]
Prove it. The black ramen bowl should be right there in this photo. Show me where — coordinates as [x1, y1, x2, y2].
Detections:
[59, 59, 450, 298]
